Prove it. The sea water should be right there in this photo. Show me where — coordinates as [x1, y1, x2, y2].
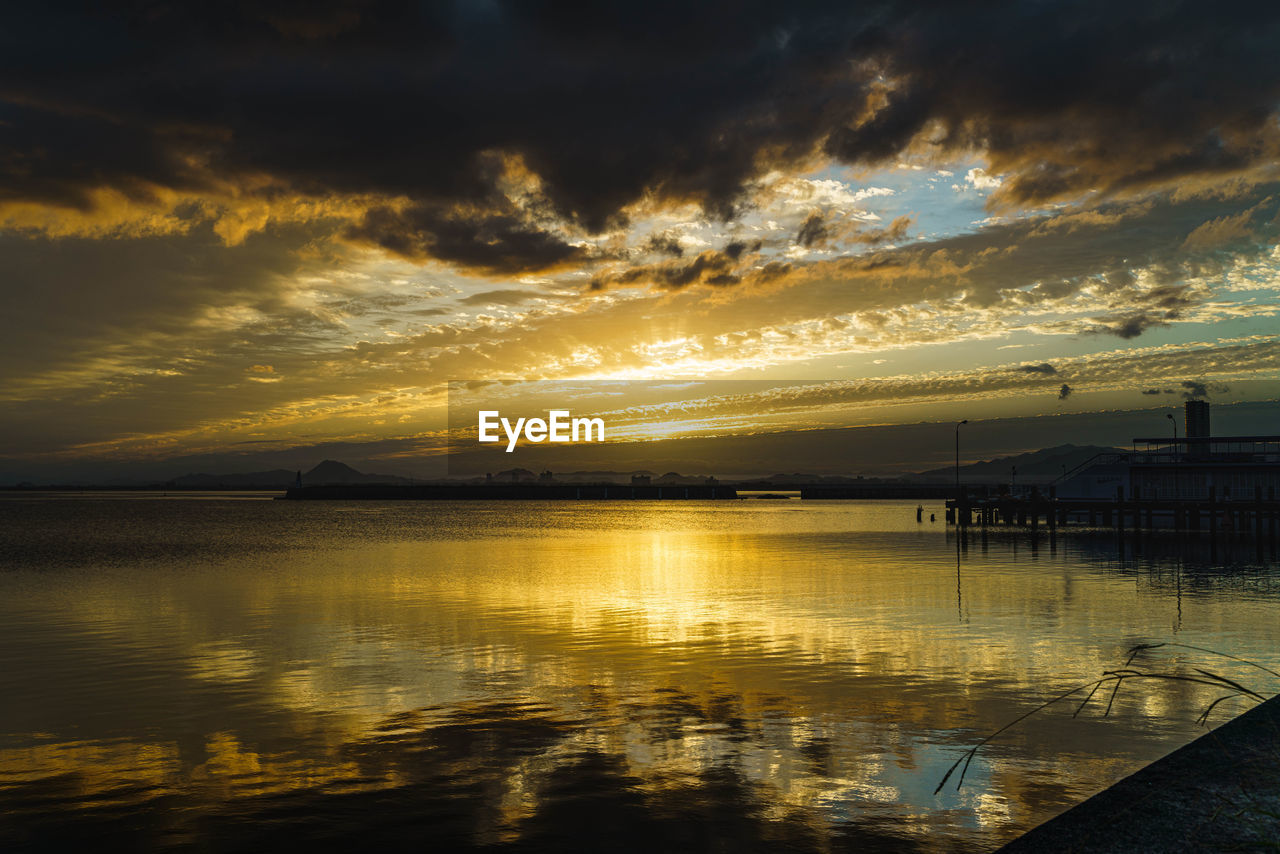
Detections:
[1, 496, 1277, 851]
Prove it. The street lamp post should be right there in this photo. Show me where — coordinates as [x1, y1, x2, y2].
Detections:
[1167, 411, 1180, 499]
[955, 419, 968, 497]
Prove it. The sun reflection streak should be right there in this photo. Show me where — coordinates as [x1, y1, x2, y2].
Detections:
[1, 501, 1278, 850]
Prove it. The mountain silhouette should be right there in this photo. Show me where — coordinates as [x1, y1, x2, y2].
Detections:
[913, 444, 1124, 483]
[168, 460, 409, 488]
[303, 460, 408, 485]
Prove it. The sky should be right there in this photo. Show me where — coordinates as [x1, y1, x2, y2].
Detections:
[3, 1, 1280, 482]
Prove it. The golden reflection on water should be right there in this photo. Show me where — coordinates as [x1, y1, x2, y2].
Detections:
[1, 498, 1278, 851]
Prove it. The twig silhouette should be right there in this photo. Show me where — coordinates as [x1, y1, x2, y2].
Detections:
[1126, 642, 1280, 679]
[935, 644, 1277, 795]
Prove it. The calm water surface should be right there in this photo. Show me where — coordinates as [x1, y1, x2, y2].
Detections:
[1, 496, 1277, 852]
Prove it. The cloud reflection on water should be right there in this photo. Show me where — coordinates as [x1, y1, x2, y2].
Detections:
[0, 499, 1277, 851]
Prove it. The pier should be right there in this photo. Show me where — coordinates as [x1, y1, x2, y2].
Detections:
[940, 406, 1280, 538]
[946, 484, 1280, 536]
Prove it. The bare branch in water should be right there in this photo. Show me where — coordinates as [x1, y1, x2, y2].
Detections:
[936, 645, 1278, 795]
[1127, 642, 1280, 680]
[934, 677, 1111, 795]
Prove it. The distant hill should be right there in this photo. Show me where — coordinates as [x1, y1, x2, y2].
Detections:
[170, 459, 409, 488]
[300, 460, 409, 485]
[552, 470, 656, 483]
[913, 444, 1124, 483]
[162, 448, 1125, 490]
[758, 473, 894, 485]
[480, 470, 715, 484]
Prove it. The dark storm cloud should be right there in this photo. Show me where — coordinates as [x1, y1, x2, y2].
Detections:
[796, 213, 828, 248]
[1102, 313, 1169, 339]
[1079, 281, 1204, 338]
[590, 242, 777, 290]
[608, 251, 742, 290]
[796, 212, 913, 251]
[723, 240, 763, 260]
[644, 232, 686, 258]
[347, 200, 584, 275]
[4, 1, 1280, 272]
[1179, 380, 1229, 399]
[1016, 363, 1057, 375]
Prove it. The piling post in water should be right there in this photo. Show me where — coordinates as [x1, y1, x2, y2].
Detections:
[1208, 485, 1217, 536]
[1116, 485, 1125, 533]
[1048, 486, 1057, 532]
[1269, 487, 1277, 543]
[1256, 486, 1264, 538]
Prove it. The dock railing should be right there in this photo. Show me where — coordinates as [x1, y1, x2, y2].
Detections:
[1053, 451, 1130, 486]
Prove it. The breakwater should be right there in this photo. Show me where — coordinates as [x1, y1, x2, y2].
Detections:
[998, 694, 1280, 851]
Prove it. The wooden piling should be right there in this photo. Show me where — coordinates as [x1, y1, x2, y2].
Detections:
[1270, 487, 1277, 542]
[1255, 486, 1264, 538]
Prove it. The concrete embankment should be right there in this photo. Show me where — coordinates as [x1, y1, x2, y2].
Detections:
[997, 694, 1280, 852]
